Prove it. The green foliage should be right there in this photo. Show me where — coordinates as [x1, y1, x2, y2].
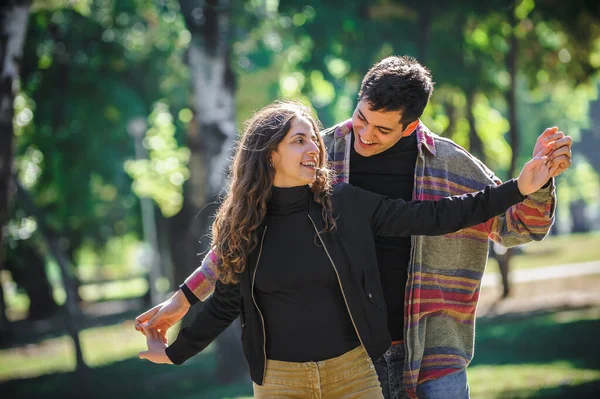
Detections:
[124, 102, 190, 217]
[9, 0, 600, 292]
[15, 0, 190, 257]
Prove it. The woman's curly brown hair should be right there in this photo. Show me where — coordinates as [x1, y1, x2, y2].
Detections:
[211, 100, 336, 284]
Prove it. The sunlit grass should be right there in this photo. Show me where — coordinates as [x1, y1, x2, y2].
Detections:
[78, 278, 149, 302]
[0, 335, 75, 380]
[469, 307, 600, 398]
[468, 363, 600, 399]
[487, 232, 600, 272]
[0, 320, 213, 381]
[0, 322, 139, 381]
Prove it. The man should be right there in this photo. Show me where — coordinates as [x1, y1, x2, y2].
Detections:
[136, 56, 572, 398]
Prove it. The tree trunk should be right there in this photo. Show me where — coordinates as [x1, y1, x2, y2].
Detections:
[174, 0, 246, 383]
[491, 243, 513, 298]
[466, 90, 485, 161]
[16, 182, 93, 397]
[442, 101, 457, 138]
[0, 0, 31, 346]
[5, 239, 58, 320]
[570, 199, 589, 233]
[499, 14, 520, 299]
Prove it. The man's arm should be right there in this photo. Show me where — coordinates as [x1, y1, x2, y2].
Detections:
[165, 280, 241, 365]
[182, 249, 220, 303]
[484, 179, 555, 246]
[134, 249, 220, 337]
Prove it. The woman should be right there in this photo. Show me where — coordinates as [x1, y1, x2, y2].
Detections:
[139, 100, 553, 398]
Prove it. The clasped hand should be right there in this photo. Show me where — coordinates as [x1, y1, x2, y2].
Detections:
[138, 326, 173, 365]
[516, 127, 572, 196]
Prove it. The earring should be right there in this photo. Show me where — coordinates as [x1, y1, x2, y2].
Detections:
[269, 160, 274, 168]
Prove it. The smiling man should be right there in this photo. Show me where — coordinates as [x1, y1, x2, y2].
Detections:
[136, 56, 572, 399]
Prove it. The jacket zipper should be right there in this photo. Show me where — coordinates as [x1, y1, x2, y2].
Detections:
[307, 215, 367, 353]
[251, 227, 268, 384]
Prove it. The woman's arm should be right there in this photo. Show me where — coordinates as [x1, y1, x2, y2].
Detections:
[362, 146, 554, 237]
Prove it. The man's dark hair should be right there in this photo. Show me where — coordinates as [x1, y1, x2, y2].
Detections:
[358, 55, 434, 128]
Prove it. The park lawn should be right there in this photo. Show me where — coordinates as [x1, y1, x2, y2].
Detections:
[0, 320, 192, 381]
[1, 307, 599, 398]
[486, 232, 600, 272]
[468, 363, 600, 399]
[468, 306, 600, 398]
[0, 319, 253, 399]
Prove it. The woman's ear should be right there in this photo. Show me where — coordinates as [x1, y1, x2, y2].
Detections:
[270, 151, 280, 169]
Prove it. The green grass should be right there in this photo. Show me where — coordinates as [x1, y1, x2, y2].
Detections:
[2, 307, 599, 398]
[468, 363, 600, 398]
[0, 320, 196, 381]
[468, 307, 600, 398]
[487, 232, 600, 272]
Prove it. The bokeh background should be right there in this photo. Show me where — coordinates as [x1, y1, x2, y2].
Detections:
[1, 0, 599, 398]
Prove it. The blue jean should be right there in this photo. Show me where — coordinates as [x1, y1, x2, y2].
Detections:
[416, 367, 470, 399]
[374, 342, 410, 399]
[374, 342, 470, 399]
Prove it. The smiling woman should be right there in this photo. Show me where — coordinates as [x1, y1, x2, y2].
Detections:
[271, 117, 321, 188]
[210, 101, 335, 286]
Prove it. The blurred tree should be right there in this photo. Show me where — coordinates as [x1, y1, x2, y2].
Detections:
[5, 238, 58, 320]
[173, 0, 247, 383]
[12, 0, 190, 314]
[0, 0, 31, 343]
[484, 0, 600, 295]
[15, 178, 92, 396]
[578, 89, 600, 172]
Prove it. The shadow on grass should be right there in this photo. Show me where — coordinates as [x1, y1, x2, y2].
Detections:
[475, 380, 600, 399]
[473, 306, 600, 370]
[471, 306, 600, 398]
[528, 380, 600, 398]
[0, 354, 253, 399]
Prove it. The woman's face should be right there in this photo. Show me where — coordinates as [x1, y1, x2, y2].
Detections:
[271, 116, 320, 188]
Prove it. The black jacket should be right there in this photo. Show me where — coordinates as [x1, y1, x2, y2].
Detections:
[166, 180, 525, 384]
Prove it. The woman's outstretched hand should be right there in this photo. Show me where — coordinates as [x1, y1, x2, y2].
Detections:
[516, 144, 558, 196]
[135, 290, 190, 345]
[138, 327, 173, 365]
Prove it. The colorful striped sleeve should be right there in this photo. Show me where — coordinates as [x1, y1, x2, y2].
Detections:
[485, 181, 556, 246]
[183, 249, 220, 302]
[481, 164, 556, 246]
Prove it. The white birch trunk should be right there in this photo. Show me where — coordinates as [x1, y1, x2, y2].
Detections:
[173, 0, 247, 382]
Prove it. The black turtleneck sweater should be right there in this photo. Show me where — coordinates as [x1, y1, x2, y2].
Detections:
[254, 185, 360, 362]
[350, 133, 418, 341]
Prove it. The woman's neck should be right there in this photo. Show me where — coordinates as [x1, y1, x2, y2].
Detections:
[267, 185, 311, 216]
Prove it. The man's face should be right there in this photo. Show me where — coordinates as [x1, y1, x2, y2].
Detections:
[351, 99, 409, 157]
